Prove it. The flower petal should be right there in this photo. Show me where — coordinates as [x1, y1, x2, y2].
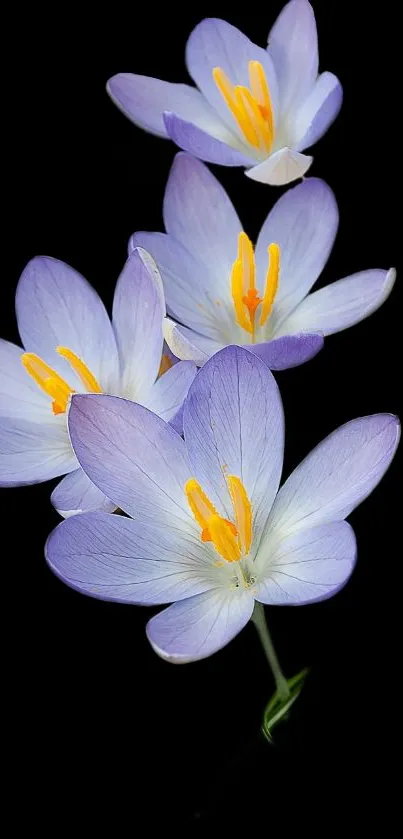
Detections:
[162, 319, 223, 366]
[143, 360, 197, 434]
[186, 17, 278, 132]
[255, 178, 338, 326]
[248, 333, 323, 369]
[15, 256, 119, 390]
[294, 72, 343, 150]
[163, 154, 242, 302]
[274, 269, 396, 337]
[267, 0, 318, 114]
[163, 111, 254, 166]
[245, 147, 312, 186]
[0, 338, 50, 420]
[107, 73, 226, 138]
[130, 232, 226, 339]
[46, 512, 214, 604]
[183, 346, 284, 544]
[68, 394, 197, 531]
[146, 588, 255, 662]
[0, 415, 76, 486]
[266, 414, 400, 539]
[255, 521, 356, 605]
[51, 468, 117, 518]
[112, 249, 164, 402]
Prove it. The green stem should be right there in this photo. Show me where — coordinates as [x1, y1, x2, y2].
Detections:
[251, 602, 290, 700]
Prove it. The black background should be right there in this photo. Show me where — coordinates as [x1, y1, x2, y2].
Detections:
[3, 1, 400, 830]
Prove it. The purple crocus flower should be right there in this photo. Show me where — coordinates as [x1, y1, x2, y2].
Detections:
[107, 1, 342, 186]
[0, 248, 196, 517]
[130, 153, 396, 369]
[46, 346, 399, 663]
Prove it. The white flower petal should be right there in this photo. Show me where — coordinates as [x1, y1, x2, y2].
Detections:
[112, 249, 165, 402]
[265, 414, 400, 540]
[15, 256, 119, 391]
[256, 521, 356, 605]
[183, 346, 284, 543]
[163, 154, 242, 305]
[143, 360, 197, 424]
[255, 178, 338, 328]
[274, 269, 396, 337]
[146, 587, 255, 662]
[107, 73, 227, 139]
[0, 414, 75, 486]
[131, 232, 227, 340]
[245, 147, 312, 186]
[46, 512, 214, 604]
[163, 319, 224, 365]
[51, 468, 117, 517]
[267, 0, 318, 115]
[0, 338, 50, 420]
[294, 72, 343, 150]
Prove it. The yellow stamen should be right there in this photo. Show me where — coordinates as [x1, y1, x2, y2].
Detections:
[239, 231, 255, 291]
[236, 85, 272, 153]
[21, 346, 103, 415]
[185, 478, 219, 532]
[260, 243, 280, 326]
[212, 67, 243, 121]
[158, 353, 173, 377]
[233, 86, 261, 148]
[249, 60, 274, 143]
[21, 353, 75, 415]
[231, 232, 261, 339]
[231, 257, 253, 334]
[227, 475, 252, 556]
[185, 475, 253, 566]
[230, 233, 281, 337]
[208, 515, 241, 564]
[57, 347, 102, 393]
[213, 61, 274, 154]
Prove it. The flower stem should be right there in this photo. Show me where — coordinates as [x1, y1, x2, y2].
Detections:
[251, 602, 290, 700]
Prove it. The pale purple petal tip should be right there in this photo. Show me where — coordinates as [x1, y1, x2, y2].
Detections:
[51, 468, 116, 518]
[268, 413, 400, 536]
[67, 393, 192, 527]
[146, 588, 255, 663]
[163, 112, 253, 166]
[249, 333, 324, 369]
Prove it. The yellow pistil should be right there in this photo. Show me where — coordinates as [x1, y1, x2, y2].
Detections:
[231, 233, 281, 339]
[158, 353, 173, 377]
[249, 60, 274, 141]
[21, 347, 102, 415]
[185, 475, 252, 565]
[259, 244, 280, 326]
[57, 347, 102, 394]
[227, 475, 252, 556]
[208, 515, 241, 564]
[213, 60, 274, 154]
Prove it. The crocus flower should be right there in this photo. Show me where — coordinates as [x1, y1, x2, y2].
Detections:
[0, 248, 196, 516]
[46, 346, 399, 663]
[107, 1, 342, 186]
[131, 153, 396, 369]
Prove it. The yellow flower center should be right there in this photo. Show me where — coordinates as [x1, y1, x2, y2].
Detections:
[21, 347, 102, 415]
[185, 475, 252, 564]
[231, 232, 280, 341]
[213, 60, 275, 154]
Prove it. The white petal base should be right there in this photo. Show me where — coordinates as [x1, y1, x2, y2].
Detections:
[246, 148, 313, 186]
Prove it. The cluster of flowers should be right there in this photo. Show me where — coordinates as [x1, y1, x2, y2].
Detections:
[1, 2, 399, 674]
